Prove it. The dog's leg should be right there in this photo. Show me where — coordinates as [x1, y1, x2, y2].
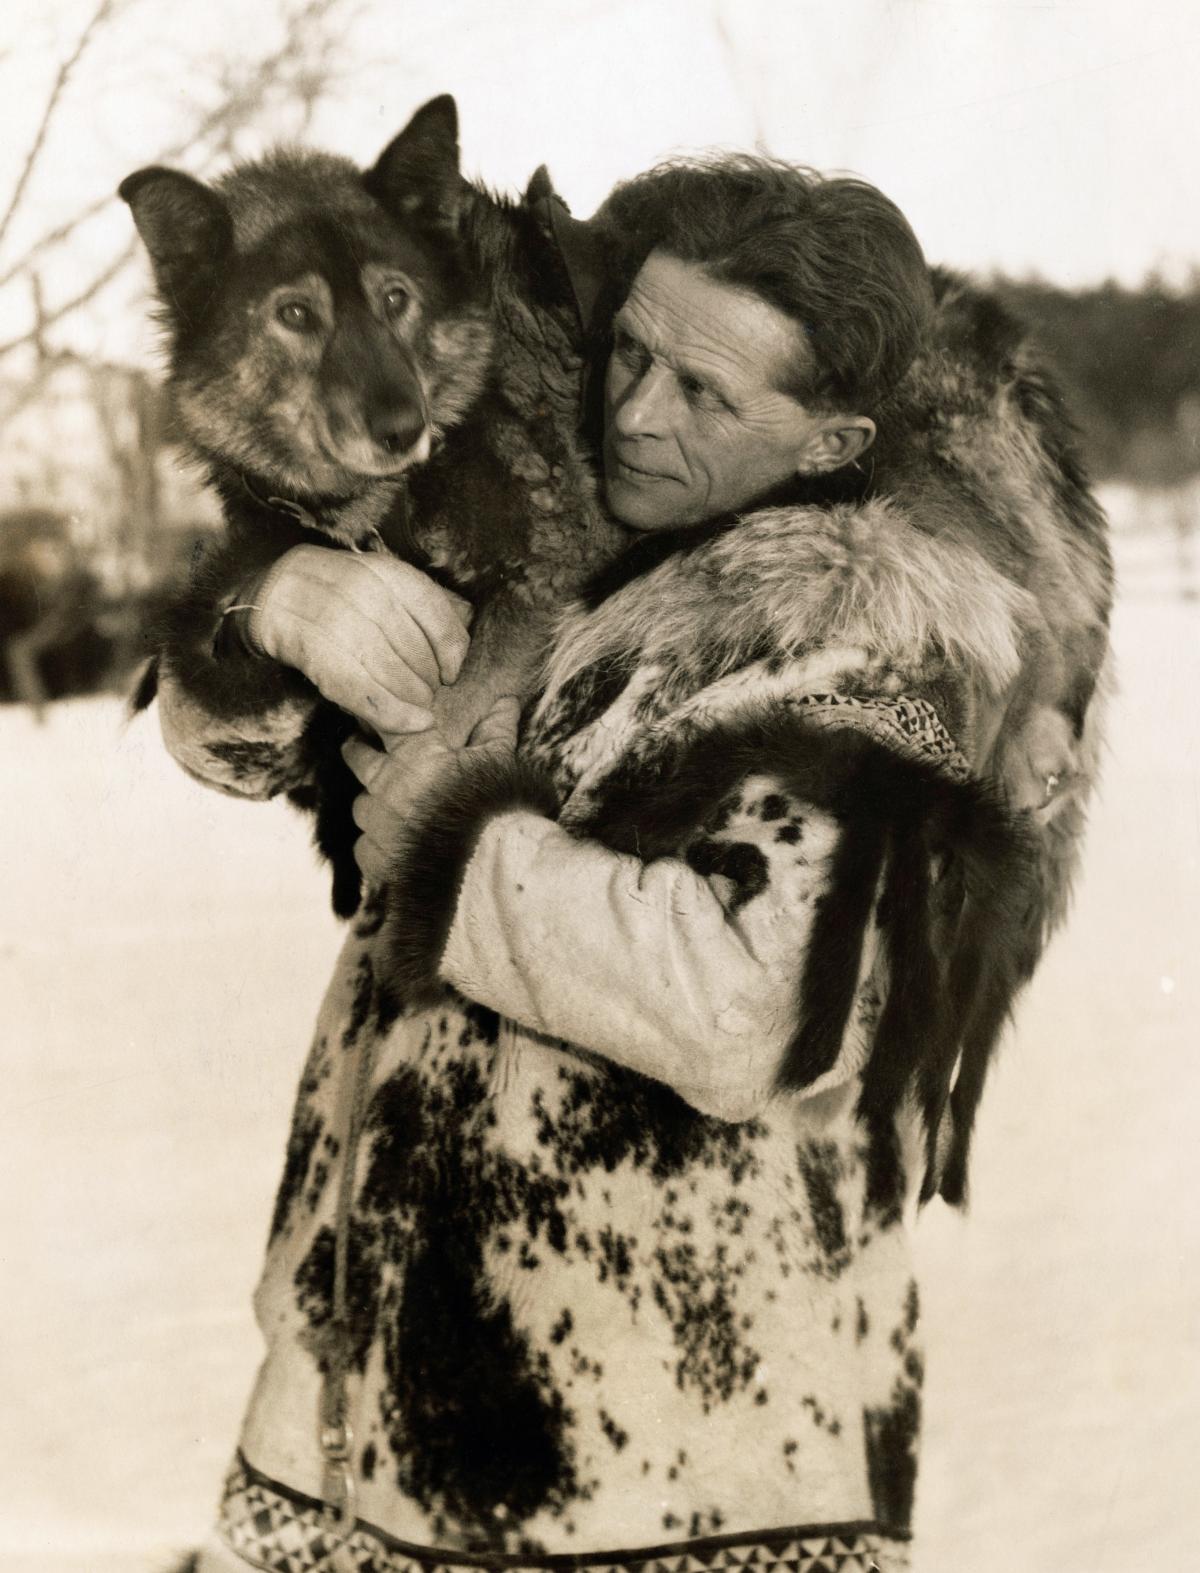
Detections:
[429, 598, 550, 749]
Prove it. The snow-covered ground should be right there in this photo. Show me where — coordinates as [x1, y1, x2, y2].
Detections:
[2, 551, 1198, 1572]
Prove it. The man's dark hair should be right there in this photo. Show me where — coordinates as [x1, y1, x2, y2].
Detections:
[592, 155, 934, 413]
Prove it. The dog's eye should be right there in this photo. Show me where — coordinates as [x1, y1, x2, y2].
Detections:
[276, 301, 318, 333]
[383, 285, 410, 319]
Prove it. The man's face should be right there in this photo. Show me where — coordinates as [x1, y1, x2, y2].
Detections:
[602, 251, 864, 532]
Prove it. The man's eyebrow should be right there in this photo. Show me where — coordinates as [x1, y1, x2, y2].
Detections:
[674, 354, 736, 404]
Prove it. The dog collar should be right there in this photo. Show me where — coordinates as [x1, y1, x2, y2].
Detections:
[236, 470, 411, 554]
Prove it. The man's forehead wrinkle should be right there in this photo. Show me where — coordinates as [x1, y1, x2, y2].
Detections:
[621, 277, 794, 402]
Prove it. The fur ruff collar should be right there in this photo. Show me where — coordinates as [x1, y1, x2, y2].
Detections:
[542, 498, 1037, 706]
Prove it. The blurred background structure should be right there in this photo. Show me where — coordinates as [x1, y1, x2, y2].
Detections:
[2, 3, 1198, 1571]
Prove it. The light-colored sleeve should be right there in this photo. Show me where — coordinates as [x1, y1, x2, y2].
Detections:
[154, 659, 318, 801]
[437, 799, 878, 1122]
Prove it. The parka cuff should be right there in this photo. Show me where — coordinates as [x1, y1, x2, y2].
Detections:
[384, 752, 559, 1002]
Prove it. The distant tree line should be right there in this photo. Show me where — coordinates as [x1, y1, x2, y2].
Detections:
[996, 275, 1200, 487]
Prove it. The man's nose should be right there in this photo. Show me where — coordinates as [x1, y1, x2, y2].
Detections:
[612, 365, 668, 438]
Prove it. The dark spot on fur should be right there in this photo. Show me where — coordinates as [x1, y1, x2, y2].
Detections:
[864, 1275, 922, 1530]
[598, 1409, 628, 1451]
[293, 1219, 382, 1374]
[305, 1159, 330, 1214]
[535, 1066, 764, 1186]
[684, 838, 769, 912]
[798, 1139, 850, 1276]
[530, 1070, 766, 1410]
[268, 1105, 322, 1243]
[775, 821, 802, 845]
[651, 1232, 761, 1409]
[702, 791, 739, 836]
[856, 1297, 870, 1343]
[292, 1055, 582, 1543]
[596, 1225, 636, 1288]
[904, 1278, 920, 1335]
[461, 1000, 500, 1045]
[386, 1229, 578, 1541]
[356, 1066, 433, 1214]
[759, 793, 787, 821]
[864, 1379, 922, 1532]
[549, 1308, 573, 1345]
[802, 1394, 842, 1435]
[205, 737, 290, 790]
[361, 1441, 377, 1481]
[342, 953, 378, 1050]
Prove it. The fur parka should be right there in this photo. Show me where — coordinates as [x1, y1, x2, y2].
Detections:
[154, 274, 1111, 1572]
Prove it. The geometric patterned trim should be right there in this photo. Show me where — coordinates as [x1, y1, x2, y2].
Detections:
[217, 1454, 911, 1573]
[787, 692, 971, 783]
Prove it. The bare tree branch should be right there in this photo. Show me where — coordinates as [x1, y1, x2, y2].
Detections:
[0, 236, 139, 360]
[0, 0, 347, 295]
[0, 192, 115, 294]
[0, 0, 124, 254]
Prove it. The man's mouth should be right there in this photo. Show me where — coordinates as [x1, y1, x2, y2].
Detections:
[610, 449, 673, 483]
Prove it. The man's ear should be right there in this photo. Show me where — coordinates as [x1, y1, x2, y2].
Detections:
[366, 94, 463, 227]
[119, 167, 232, 302]
[799, 415, 876, 474]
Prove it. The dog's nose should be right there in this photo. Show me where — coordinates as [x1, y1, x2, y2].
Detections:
[368, 400, 426, 456]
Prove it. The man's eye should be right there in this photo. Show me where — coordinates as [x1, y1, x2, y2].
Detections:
[276, 301, 319, 333]
[679, 374, 712, 403]
[383, 284, 411, 319]
[614, 330, 646, 367]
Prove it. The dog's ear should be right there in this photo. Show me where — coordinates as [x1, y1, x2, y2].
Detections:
[366, 94, 463, 227]
[119, 167, 232, 301]
[525, 164, 557, 206]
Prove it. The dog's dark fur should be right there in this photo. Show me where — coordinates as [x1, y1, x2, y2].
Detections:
[123, 96, 625, 915]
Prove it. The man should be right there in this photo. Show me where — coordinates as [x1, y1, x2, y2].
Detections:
[167, 155, 1108, 1572]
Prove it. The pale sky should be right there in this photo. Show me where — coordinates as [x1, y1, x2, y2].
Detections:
[2, 0, 1198, 365]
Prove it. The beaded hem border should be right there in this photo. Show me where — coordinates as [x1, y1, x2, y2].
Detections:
[217, 1454, 910, 1573]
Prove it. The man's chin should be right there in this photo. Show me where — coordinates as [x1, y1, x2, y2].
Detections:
[604, 474, 686, 533]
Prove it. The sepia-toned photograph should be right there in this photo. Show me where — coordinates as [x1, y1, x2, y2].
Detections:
[2, 4, 1197, 1570]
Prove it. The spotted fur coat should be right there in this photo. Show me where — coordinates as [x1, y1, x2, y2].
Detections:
[157, 439, 1110, 1572]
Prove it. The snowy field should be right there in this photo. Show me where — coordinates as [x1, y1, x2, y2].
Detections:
[2, 543, 1198, 1572]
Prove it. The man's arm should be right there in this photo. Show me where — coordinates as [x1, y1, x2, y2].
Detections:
[148, 542, 470, 799]
[361, 712, 1036, 1143]
[431, 794, 870, 1123]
